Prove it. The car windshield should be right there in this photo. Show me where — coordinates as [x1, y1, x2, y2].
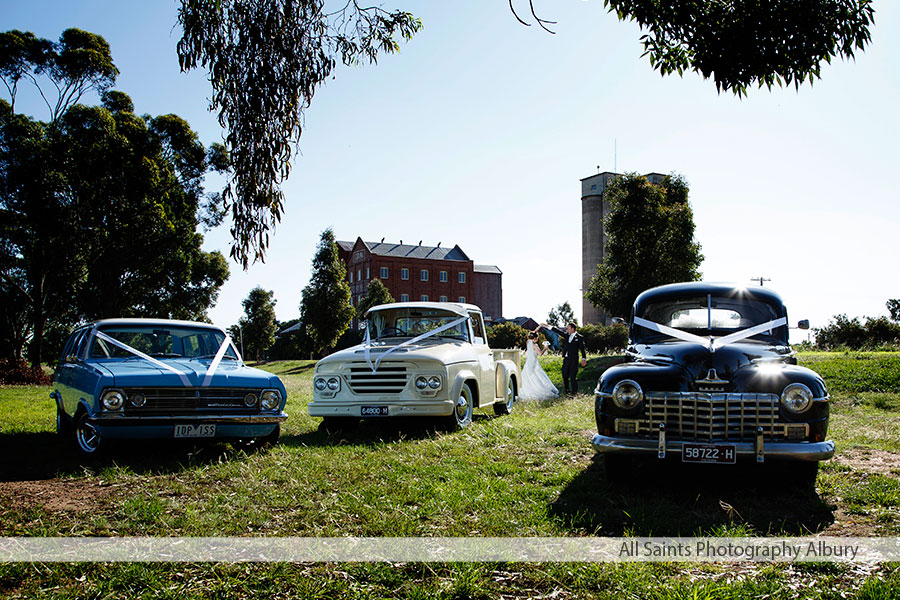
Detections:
[89, 325, 238, 360]
[635, 294, 785, 344]
[366, 308, 469, 341]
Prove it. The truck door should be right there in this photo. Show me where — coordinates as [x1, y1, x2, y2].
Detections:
[468, 311, 496, 403]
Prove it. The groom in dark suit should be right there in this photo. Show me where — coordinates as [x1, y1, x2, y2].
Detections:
[543, 322, 587, 395]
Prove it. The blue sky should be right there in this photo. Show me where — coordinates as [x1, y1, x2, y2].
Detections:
[4, 1, 898, 342]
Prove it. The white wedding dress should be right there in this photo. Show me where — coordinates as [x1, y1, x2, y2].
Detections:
[519, 340, 559, 401]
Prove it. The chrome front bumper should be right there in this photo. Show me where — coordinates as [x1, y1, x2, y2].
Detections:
[90, 412, 288, 424]
[591, 433, 835, 462]
[308, 399, 454, 418]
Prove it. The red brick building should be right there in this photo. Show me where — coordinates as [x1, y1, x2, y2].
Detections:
[337, 238, 503, 324]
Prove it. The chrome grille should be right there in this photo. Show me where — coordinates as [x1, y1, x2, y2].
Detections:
[640, 392, 783, 442]
[347, 364, 408, 394]
[122, 387, 260, 414]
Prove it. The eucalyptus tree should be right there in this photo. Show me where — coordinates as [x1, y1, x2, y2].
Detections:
[176, 1, 873, 267]
[1, 29, 228, 366]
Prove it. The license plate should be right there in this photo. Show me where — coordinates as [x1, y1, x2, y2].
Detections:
[361, 406, 389, 417]
[682, 443, 736, 464]
[174, 424, 216, 438]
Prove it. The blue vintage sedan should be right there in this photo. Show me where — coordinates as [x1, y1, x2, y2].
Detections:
[51, 319, 288, 457]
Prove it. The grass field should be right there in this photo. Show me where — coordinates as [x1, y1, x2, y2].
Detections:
[1, 352, 899, 598]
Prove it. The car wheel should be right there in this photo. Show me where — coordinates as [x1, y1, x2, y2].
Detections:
[493, 377, 515, 416]
[320, 417, 360, 435]
[73, 410, 104, 457]
[56, 407, 72, 437]
[444, 384, 474, 431]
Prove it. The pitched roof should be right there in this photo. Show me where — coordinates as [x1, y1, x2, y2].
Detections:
[473, 264, 502, 274]
[338, 240, 471, 261]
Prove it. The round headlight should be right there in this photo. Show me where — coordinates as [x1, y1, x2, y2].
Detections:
[101, 390, 125, 411]
[261, 390, 281, 410]
[244, 393, 258, 407]
[314, 378, 327, 391]
[612, 380, 643, 409]
[415, 376, 428, 390]
[130, 393, 146, 407]
[428, 376, 441, 389]
[781, 383, 813, 414]
[327, 377, 340, 391]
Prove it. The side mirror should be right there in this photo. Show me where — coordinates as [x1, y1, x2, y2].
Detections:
[797, 320, 810, 330]
[611, 317, 626, 325]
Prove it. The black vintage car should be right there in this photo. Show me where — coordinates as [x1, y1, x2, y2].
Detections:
[592, 282, 834, 480]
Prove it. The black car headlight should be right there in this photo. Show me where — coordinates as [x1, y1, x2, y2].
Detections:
[314, 377, 327, 391]
[101, 389, 125, 411]
[781, 383, 813, 414]
[611, 379, 643, 409]
[428, 376, 442, 390]
[415, 376, 428, 390]
[326, 377, 340, 391]
[260, 389, 281, 411]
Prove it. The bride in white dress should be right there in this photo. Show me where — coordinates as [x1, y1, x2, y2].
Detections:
[519, 330, 559, 401]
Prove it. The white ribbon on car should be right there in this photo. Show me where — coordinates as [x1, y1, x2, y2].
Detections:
[633, 316, 788, 352]
[364, 316, 469, 373]
[201, 334, 240, 388]
[93, 330, 192, 387]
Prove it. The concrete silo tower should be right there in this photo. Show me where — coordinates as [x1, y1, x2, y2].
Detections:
[581, 172, 619, 325]
[581, 171, 667, 325]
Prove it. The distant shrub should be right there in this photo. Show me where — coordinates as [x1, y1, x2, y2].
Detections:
[488, 322, 528, 349]
[815, 314, 900, 350]
[580, 323, 629, 354]
[0, 359, 52, 385]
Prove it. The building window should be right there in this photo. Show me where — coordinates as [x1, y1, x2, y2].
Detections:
[400, 294, 409, 302]
[439, 295, 447, 302]
[349, 272, 353, 283]
[458, 296, 466, 303]
[458, 272, 466, 284]
[401, 268, 409, 280]
[380, 267, 388, 278]
[365, 267, 370, 280]
[420, 269, 428, 281]
[357, 269, 361, 282]
[439, 270, 447, 282]
[421, 295, 428, 302]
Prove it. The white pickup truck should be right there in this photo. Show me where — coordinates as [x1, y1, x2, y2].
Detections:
[308, 302, 521, 431]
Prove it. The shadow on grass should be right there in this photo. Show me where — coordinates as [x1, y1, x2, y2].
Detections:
[0, 431, 253, 481]
[280, 414, 498, 448]
[549, 455, 835, 536]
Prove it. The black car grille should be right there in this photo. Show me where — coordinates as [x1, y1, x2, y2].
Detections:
[122, 387, 261, 414]
[640, 392, 785, 442]
[347, 364, 408, 394]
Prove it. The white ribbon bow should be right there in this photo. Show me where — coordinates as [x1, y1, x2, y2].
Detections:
[364, 316, 469, 373]
[634, 316, 788, 352]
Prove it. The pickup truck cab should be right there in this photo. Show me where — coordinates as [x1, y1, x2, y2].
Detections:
[308, 302, 520, 430]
